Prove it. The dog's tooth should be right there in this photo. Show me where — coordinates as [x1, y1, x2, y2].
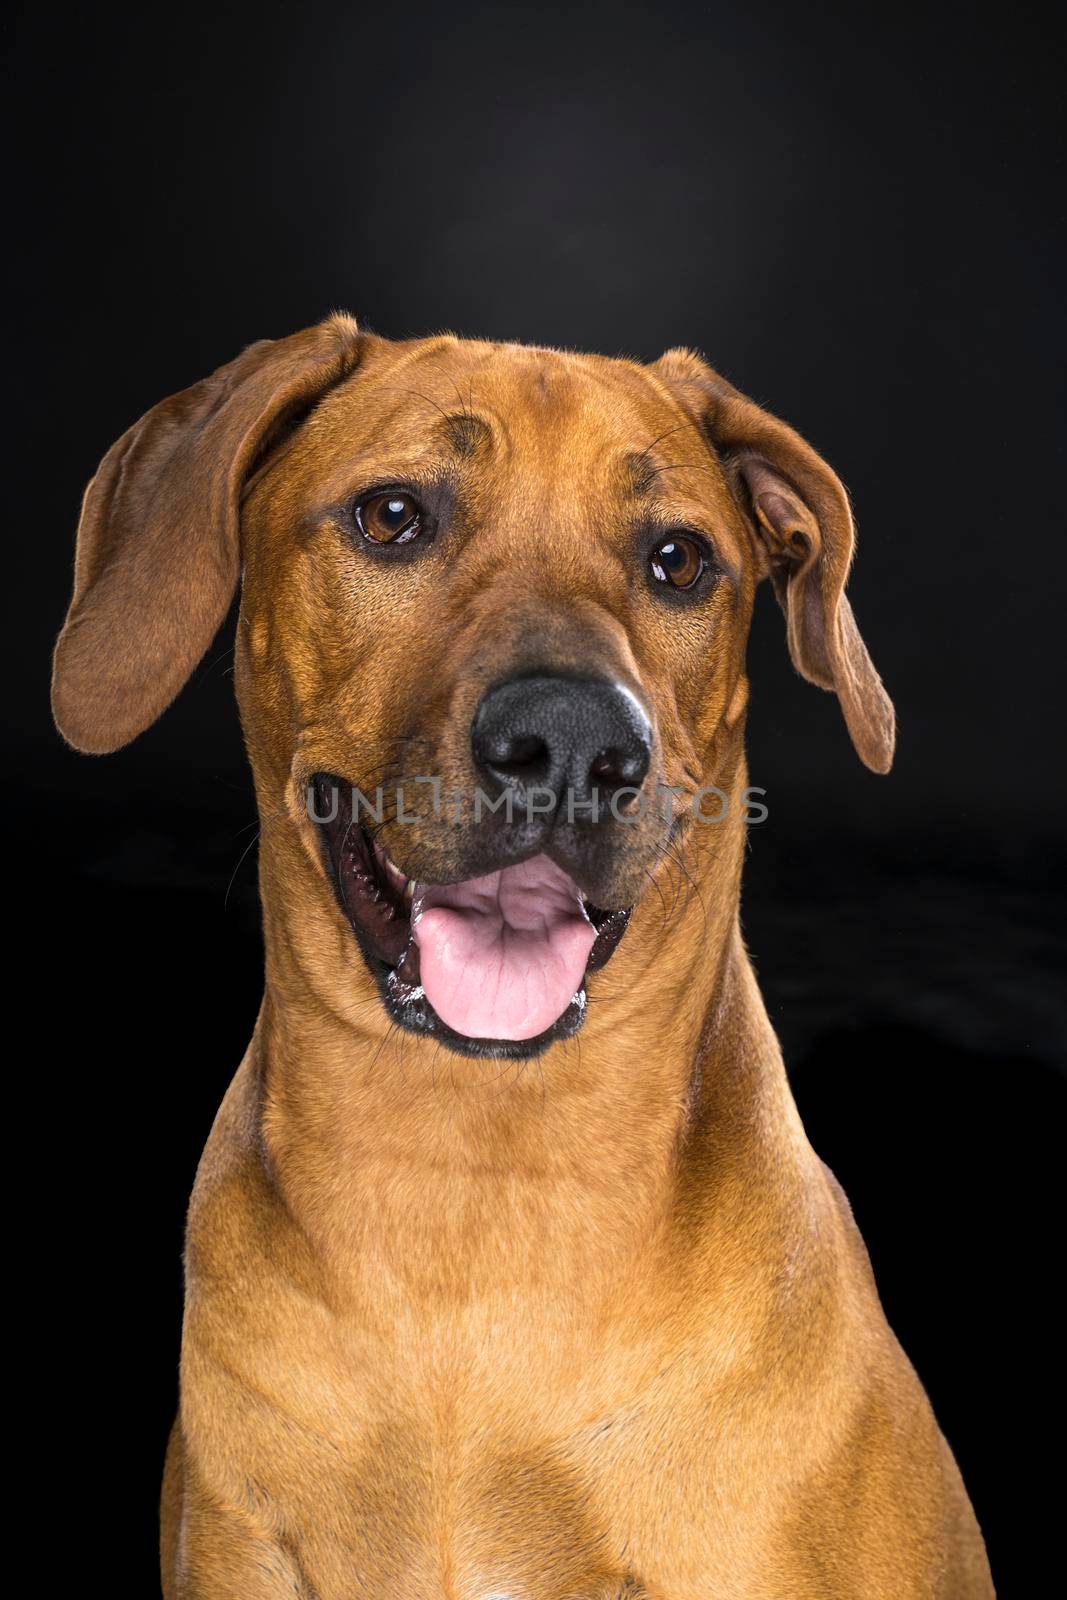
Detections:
[378, 852, 408, 893]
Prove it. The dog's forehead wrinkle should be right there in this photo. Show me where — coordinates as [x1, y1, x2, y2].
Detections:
[340, 340, 704, 488]
[433, 408, 491, 460]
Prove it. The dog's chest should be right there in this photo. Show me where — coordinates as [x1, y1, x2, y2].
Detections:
[249, 1414, 643, 1599]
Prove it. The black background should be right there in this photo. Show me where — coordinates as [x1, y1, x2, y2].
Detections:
[7, 2, 1064, 1593]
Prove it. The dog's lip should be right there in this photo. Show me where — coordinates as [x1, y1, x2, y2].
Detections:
[309, 772, 633, 1049]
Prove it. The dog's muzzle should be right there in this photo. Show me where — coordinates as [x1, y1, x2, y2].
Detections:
[310, 674, 653, 1059]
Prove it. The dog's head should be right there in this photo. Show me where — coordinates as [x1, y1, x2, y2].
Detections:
[53, 316, 893, 1058]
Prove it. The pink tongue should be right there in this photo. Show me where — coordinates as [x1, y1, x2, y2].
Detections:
[411, 855, 597, 1041]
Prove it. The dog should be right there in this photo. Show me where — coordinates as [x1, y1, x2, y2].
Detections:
[52, 316, 994, 1597]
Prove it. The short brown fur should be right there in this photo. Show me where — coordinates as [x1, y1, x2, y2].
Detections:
[53, 318, 992, 1597]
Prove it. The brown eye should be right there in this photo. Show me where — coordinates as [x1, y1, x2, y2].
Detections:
[355, 490, 423, 544]
[650, 534, 705, 590]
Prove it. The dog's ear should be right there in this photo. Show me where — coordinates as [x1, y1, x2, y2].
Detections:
[650, 348, 895, 774]
[52, 313, 364, 754]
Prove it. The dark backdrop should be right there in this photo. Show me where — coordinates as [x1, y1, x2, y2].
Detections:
[7, 2, 1064, 1593]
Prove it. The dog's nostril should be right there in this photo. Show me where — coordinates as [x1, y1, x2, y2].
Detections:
[589, 747, 644, 791]
[490, 734, 550, 775]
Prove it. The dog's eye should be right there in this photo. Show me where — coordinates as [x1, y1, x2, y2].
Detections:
[650, 535, 704, 590]
[355, 491, 423, 544]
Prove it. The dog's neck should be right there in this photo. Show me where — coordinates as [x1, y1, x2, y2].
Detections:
[246, 754, 805, 1307]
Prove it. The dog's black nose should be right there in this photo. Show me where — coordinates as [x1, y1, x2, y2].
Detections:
[471, 673, 652, 814]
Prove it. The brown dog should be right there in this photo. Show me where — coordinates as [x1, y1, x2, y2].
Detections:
[53, 317, 994, 1597]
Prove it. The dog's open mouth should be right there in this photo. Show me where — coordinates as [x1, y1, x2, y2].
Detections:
[311, 775, 631, 1058]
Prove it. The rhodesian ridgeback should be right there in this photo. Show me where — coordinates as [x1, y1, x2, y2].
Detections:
[52, 317, 994, 1597]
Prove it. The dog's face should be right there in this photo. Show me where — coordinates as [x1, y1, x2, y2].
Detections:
[52, 317, 894, 1059]
[240, 334, 762, 1055]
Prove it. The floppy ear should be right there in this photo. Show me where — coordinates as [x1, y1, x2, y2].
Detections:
[52, 313, 363, 754]
[650, 349, 895, 774]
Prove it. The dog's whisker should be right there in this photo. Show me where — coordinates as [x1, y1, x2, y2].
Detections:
[639, 461, 723, 483]
[224, 828, 261, 908]
[366, 1019, 401, 1077]
[630, 421, 689, 481]
[377, 384, 455, 430]
[201, 644, 236, 680]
